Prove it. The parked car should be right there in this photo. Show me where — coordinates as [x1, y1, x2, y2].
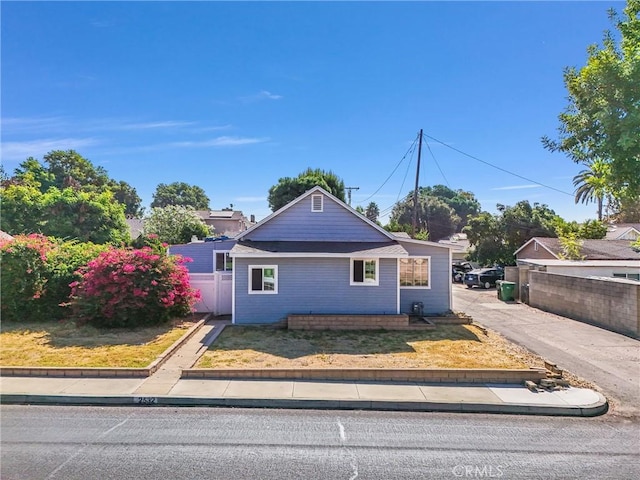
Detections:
[452, 262, 474, 283]
[464, 267, 504, 289]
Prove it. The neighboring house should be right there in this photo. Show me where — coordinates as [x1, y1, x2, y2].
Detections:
[605, 223, 640, 241]
[514, 237, 640, 281]
[229, 186, 452, 324]
[438, 233, 470, 262]
[194, 209, 254, 237]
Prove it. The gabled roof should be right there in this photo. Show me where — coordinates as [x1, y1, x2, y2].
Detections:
[515, 237, 640, 260]
[195, 210, 245, 221]
[605, 224, 640, 240]
[236, 186, 397, 242]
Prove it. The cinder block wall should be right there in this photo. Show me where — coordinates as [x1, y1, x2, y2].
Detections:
[504, 267, 519, 299]
[529, 271, 640, 338]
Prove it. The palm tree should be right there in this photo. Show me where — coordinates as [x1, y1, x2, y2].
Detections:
[572, 158, 611, 221]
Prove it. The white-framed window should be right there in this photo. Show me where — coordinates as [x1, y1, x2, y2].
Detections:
[351, 258, 378, 286]
[311, 194, 323, 212]
[249, 265, 278, 294]
[399, 257, 430, 288]
[215, 252, 233, 271]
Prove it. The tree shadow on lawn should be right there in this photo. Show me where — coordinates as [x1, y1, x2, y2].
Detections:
[1, 315, 202, 349]
[209, 325, 482, 359]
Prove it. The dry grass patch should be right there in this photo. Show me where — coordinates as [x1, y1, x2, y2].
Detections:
[0, 316, 202, 368]
[196, 324, 542, 369]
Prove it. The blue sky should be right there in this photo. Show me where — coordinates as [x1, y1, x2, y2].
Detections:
[1, 1, 624, 224]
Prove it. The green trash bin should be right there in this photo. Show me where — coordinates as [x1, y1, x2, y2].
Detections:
[500, 281, 516, 301]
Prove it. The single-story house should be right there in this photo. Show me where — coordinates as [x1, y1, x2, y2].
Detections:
[514, 237, 640, 281]
[438, 232, 471, 262]
[171, 186, 453, 323]
[230, 186, 452, 324]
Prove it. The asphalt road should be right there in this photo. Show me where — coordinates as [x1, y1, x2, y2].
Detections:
[1, 406, 638, 480]
[453, 284, 640, 417]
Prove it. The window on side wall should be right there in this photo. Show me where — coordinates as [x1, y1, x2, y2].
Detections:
[249, 265, 278, 294]
[399, 257, 430, 288]
[351, 258, 378, 286]
[215, 252, 233, 271]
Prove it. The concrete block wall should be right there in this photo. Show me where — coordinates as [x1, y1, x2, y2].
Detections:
[529, 271, 640, 338]
[288, 314, 409, 330]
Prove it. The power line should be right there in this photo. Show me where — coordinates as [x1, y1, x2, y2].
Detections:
[357, 132, 420, 206]
[423, 137, 450, 188]
[423, 133, 574, 197]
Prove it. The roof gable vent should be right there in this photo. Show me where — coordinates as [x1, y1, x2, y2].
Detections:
[311, 194, 323, 212]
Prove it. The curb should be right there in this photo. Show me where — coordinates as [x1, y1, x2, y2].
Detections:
[0, 392, 608, 417]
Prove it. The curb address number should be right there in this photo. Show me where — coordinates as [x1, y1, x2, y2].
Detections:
[134, 396, 158, 405]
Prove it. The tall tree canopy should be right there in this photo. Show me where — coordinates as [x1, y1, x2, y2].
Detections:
[542, 0, 640, 200]
[0, 185, 129, 244]
[464, 201, 559, 266]
[390, 194, 460, 242]
[267, 168, 345, 211]
[151, 182, 210, 210]
[10, 150, 143, 217]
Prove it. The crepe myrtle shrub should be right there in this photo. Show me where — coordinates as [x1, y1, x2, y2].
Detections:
[70, 247, 200, 328]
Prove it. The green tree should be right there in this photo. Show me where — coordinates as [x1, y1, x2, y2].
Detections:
[11, 151, 142, 218]
[390, 194, 460, 241]
[464, 201, 560, 266]
[267, 168, 345, 211]
[365, 202, 380, 223]
[542, 0, 640, 200]
[609, 195, 640, 222]
[151, 182, 210, 209]
[144, 205, 212, 244]
[554, 218, 607, 239]
[0, 185, 129, 244]
[420, 185, 481, 229]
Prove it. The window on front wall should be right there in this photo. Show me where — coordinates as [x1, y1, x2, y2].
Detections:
[351, 258, 378, 285]
[399, 257, 430, 288]
[215, 252, 233, 271]
[249, 265, 278, 294]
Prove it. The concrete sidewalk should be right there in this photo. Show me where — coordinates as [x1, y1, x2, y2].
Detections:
[0, 317, 608, 416]
[0, 375, 607, 416]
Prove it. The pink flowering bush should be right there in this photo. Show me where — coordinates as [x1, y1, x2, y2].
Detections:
[70, 247, 200, 328]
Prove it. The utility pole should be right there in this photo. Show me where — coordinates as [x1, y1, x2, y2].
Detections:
[412, 129, 423, 235]
[345, 186, 359, 206]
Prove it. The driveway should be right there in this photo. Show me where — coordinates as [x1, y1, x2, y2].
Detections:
[453, 284, 640, 417]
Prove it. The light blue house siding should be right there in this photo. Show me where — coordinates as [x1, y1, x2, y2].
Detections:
[243, 194, 389, 242]
[234, 257, 399, 324]
[398, 240, 451, 315]
[168, 240, 236, 274]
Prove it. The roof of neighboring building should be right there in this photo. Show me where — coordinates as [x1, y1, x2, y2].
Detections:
[195, 210, 246, 221]
[517, 258, 640, 267]
[231, 241, 408, 257]
[515, 237, 640, 260]
[392, 232, 411, 239]
[605, 223, 640, 240]
[438, 233, 470, 252]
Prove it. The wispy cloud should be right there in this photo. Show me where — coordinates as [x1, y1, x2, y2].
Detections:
[491, 184, 542, 191]
[169, 136, 269, 148]
[240, 90, 283, 103]
[1, 138, 99, 161]
[119, 121, 197, 130]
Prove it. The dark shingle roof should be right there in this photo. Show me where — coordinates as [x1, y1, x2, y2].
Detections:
[231, 241, 407, 256]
